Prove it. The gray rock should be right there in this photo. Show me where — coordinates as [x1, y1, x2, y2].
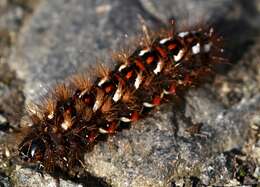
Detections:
[0, 1, 25, 33]
[9, 0, 155, 102]
[3, 0, 260, 186]
[139, 0, 233, 26]
[0, 171, 11, 187]
[84, 93, 260, 187]
[11, 167, 82, 187]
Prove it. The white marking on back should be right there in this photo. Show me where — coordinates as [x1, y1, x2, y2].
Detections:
[153, 61, 163, 74]
[47, 111, 54, 119]
[159, 37, 171, 44]
[98, 77, 108, 87]
[118, 64, 127, 72]
[61, 120, 70, 131]
[174, 49, 184, 62]
[79, 89, 88, 99]
[143, 102, 154, 108]
[134, 73, 142, 89]
[139, 48, 150, 56]
[120, 117, 131, 123]
[160, 91, 164, 98]
[204, 43, 211, 52]
[163, 89, 170, 95]
[178, 31, 189, 38]
[113, 86, 122, 102]
[192, 43, 200, 55]
[93, 99, 102, 112]
[99, 128, 108, 134]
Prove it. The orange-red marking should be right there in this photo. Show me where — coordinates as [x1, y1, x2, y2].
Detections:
[152, 96, 161, 106]
[146, 56, 154, 64]
[155, 46, 167, 58]
[130, 111, 140, 122]
[135, 59, 145, 71]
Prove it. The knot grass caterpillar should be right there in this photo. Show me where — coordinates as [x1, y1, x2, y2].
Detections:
[18, 20, 224, 177]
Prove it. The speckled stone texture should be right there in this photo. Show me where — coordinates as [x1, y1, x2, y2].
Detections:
[0, 0, 260, 186]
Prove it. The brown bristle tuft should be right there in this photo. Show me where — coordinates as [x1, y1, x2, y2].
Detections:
[111, 51, 130, 65]
[95, 63, 111, 79]
[101, 98, 113, 114]
[93, 88, 105, 112]
[38, 98, 57, 120]
[61, 111, 73, 131]
[52, 83, 72, 101]
[70, 74, 92, 92]
[74, 99, 86, 114]
[122, 89, 136, 104]
[83, 108, 94, 122]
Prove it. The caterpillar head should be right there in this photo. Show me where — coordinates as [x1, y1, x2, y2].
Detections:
[19, 135, 46, 163]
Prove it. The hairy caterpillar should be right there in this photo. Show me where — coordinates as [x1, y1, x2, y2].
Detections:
[18, 20, 223, 176]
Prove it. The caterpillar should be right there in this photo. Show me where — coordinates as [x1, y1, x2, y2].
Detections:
[18, 20, 223, 176]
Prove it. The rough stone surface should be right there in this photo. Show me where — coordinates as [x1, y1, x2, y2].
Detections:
[140, 0, 234, 25]
[9, 0, 157, 102]
[0, 0, 259, 186]
[84, 93, 260, 186]
[10, 167, 82, 187]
